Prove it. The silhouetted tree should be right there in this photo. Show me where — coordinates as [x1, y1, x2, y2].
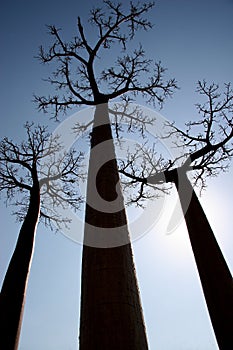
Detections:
[34, 1, 177, 348]
[0, 123, 83, 350]
[120, 81, 233, 349]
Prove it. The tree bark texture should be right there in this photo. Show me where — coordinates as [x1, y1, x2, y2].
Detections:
[0, 182, 40, 350]
[79, 103, 148, 349]
[174, 172, 233, 349]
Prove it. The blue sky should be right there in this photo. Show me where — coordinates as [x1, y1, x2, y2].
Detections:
[0, 0, 233, 349]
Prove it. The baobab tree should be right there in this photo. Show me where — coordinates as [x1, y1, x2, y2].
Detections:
[120, 80, 233, 349]
[34, 1, 177, 348]
[0, 122, 83, 350]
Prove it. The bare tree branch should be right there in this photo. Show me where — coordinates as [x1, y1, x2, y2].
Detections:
[0, 123, 84, 228]
[118, 81, 233, 204]
[34, 1, 177, 119]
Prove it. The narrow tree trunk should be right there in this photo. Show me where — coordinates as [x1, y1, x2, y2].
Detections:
[174, 172, 233, 349]
[79, 103, 148, 349]
[0, 183, 40, 350]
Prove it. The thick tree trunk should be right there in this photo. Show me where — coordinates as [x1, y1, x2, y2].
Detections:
[79, 103, 148, 349]
[0, 183, 40, 350]
[174, 172, 233, 349]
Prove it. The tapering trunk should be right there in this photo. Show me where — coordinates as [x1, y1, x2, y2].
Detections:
[79, 103, 148, 349]
[174, 172, 233, 349]
[0, 183, 40, 350]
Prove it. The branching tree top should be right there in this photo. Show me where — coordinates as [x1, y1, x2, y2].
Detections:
[0, 123, 84, 229]
[119, 81, 233, 204]
[34, 0, 177, 118]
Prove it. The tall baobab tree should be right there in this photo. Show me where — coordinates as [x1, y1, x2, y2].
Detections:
[120, 81, 233, 349]
[34, 1, 177, 348]
[0, 123, 83, 350]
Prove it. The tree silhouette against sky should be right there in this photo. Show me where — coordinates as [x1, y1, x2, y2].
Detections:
[0, 123, 83, 349]
[120, 80, 233, 349]
[34, 1, 177, 348]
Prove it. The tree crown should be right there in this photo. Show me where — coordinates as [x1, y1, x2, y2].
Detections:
[0, 123, 84, 229]
[119, 81, 233, 205]
[34, 1, 177, 119]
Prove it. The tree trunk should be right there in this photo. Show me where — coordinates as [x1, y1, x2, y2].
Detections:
[0, 183, 40, 350]
[174, 172, 233, 349]
[79, 103, 148, 349]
